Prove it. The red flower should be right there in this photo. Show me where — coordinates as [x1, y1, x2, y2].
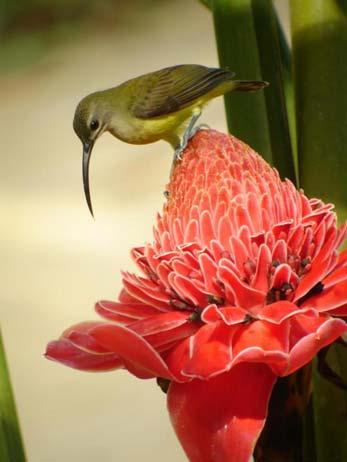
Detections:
[46, 130, 347, 461]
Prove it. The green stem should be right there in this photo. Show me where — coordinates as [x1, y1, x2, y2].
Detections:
[275, 10, 298, 184]
[302, 397, 317, 462]
[291, 1, 347, 460]
[255, 366, 312, 462]
[0, 329, 26, 461]
[212, 0, 272, 161]
[251, 0, 296, 184]
[291, 0, 347, 220]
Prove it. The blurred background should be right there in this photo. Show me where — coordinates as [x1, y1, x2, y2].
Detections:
[1, 1, 288, 460]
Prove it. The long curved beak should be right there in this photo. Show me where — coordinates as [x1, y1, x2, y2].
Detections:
[82, 141, 95, 217]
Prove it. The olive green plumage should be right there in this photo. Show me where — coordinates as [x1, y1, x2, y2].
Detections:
[74, 64, 267, 147]
[73, 64, 268, 216]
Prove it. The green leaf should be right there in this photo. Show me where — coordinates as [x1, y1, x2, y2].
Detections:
[0, 330, 26, 462]
[291, 0, 347, 220]
[211, 0, 272, 162]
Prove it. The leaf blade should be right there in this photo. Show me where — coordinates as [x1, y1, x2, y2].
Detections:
[0, 330, 26, 462]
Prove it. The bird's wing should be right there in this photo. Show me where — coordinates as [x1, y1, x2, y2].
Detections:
[132, 65, 235, 119]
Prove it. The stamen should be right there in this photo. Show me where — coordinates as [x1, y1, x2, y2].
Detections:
[207, 294, 224, 305]
[189, 310, 202, 322]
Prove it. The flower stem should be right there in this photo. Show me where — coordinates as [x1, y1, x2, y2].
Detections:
[291, 0, 347, 219]
[0, 329, 26, 461]
[254, 365, 312, 462]
[251, 0, 296, 184]
[212, 0, 272, 161]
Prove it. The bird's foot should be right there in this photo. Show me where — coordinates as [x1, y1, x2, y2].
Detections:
[170, 111, 209, 171]
[173, 146, 184, 163]
[174, 125, 210, 165]
[190, 123, 210, 134]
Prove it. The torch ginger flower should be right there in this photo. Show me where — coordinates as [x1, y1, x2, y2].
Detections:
[46, 130, 347, 462]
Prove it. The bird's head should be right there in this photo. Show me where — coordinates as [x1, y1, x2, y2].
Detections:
[73, 92, 110, 217]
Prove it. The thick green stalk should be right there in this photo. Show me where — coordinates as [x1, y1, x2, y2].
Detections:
[302, 397, 317, 462]
[291, 1, 347, 460]
[311, 346, 347, 462]
[212, 0, 272, 161]
[276, 13, 298, 182]
[0, 330, 26, 461]
[251, 0, 296, 183]
[255, 364, 313, 462]
[291, 0, 347, 220]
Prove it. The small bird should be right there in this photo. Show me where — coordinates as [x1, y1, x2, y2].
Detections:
[73, 64, 268, 216]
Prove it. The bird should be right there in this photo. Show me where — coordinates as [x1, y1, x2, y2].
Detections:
[73, 64, 268, 216]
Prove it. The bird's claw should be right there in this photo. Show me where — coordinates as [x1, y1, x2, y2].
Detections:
[189, 123, 210, 135]
[181, 123, 210, 150]
[173, 123, 209, 164]
[173, 146, 184, 163]
[171, 111, 205, 168]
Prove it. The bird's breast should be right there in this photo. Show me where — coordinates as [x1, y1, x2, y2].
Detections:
[108, 109, 194, 145]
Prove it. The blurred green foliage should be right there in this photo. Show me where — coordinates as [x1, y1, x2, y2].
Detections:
[1, 0, 145, 35]
[2, 0, 87, 34]
[0, 0, 161, 72]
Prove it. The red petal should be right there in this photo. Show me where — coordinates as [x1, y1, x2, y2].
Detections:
[122, 276, 170, 310]
[184, 218, 199, 242]
[182, 323, 233, 379]
[145, 322, 199, 350]
[272, 239, 288, 263]
[231, 320, 289, 373]
[294, 230, 337, 301]
[95, 300, 163, 323]
[257, 301, 315, 324]
[91, 324, 177, 380]
[63, 321, 111, 353]
[231, 236, 250, 273]
[169, 273, 208, 307]
[164, 337, 192, 382]
[336, 249, 347, 267]
[201, 304, 248, 325]
[45, 339, 122, 372]
[200, 210, 216, 246]
[270, 263, 292, 288]
[167, 363, 276, 462]
[199, 253, 221, 296]
[302, 279, 347, 312]
[330, 304, 347, 317]
[219, 265, 265, 309]
[128, 311, 190, 336]
[251, 244, 272, 292]
[322, 266, 347, 289]
[284, 314, 347, 375]
[217, 214, 233, 250]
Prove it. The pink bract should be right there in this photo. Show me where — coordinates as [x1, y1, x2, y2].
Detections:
[46, 130, 347, 462]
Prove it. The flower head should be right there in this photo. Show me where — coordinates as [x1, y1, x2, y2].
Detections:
[46, 130, 347, 461]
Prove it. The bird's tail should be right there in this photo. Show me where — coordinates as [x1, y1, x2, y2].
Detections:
[232, 80, 269, 92]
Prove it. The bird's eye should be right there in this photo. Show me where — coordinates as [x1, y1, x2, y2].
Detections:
[90, 120, 99, 131]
